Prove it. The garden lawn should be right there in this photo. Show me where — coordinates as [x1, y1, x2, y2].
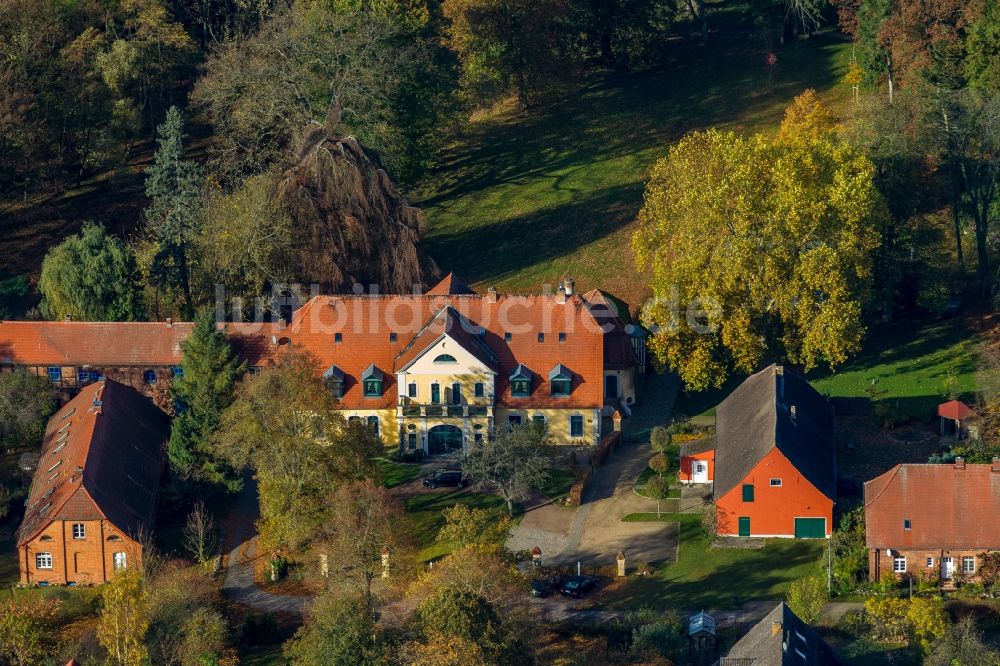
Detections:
[536, 468, 577, 504]
[671, 315, 981, 424]
[417, 28, 852, 307]
[405, 490, 518, 562]
[376, 457, 423, 489]
[601, 514, 825, 609]
[807, 316, 980, 421]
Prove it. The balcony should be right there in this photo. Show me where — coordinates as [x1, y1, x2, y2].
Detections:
[397, 400, 492, 419]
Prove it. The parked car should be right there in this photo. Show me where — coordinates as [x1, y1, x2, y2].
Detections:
[531, 577, 559, 598]
[559, 575, 599, 598]
[422, 469, 468, 489]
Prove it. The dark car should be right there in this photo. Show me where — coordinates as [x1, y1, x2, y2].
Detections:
[422, 469, 468, 489]
[559, 575, 599, 599]
[531, 578, 558, 598]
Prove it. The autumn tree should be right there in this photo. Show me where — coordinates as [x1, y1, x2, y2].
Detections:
[0, 370, 55, 448]
[435, 504, 512, 551]
[412, 587, 524, 666]
[98, 568, 151, 666]
[463, 422, 552, 516]
[906, 596, 949, 654]
[786, 576, 828, 624]
[146, 563, 232, 666]
[645, 475, 671, 518]
[191, 1, 450, 184]
[927, 616, 1000, 666]
[193, 172, 292, 310]
[0, 598, 60, 666]
[320, 479, 409, 612]
[182, 500, 218, 566]
[284, 593, 384, 666]
[442, 0, 570, 107]
[214, 351, 381, 551]
[38, 222, 145, 322]
[633, 92, 882, 390]
[169, 308, 245, 489]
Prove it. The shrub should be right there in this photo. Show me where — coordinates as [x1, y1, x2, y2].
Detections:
[864, 597, 908, 643]
[906, 596, 948, 654]
[650, 426, 670, 451]
[786, 576, 828, 624]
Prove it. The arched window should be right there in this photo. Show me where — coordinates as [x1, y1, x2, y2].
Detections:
[433, 354, 457, 364]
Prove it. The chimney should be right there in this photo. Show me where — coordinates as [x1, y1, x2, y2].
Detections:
[486, 287, 497, 304]
[955, 457, 966, 470]
[165, 317, 172, 328]
[771, 620, 783, 637]
[563, 277, 575, 297]
[556, 284, 566, 305]
[992, 457, 1000, 473]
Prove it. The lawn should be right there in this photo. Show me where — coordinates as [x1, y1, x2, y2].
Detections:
[536, 467, 577, 505]
[601, 514, 825, 609]
[807, 315, 980, 421]
[404, 490, 517, 562]
[417, 25, 853, 307]
[376, 457, 423, 489]
[670, 315, 981, 424]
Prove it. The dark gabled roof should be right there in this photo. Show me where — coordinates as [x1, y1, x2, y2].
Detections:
[713, 365, 835, 501]
[509, 363, 533, 381]
[322, 365, 345, 381]
[361, 364, 383, 381]
[394, 306, 499, 373]
[548, 363, 572, 380]
[722, 603, 841, 666]
[17, 380, 168, 546]
[679, 436, 715, 457]
[865, 463, 1000, 550]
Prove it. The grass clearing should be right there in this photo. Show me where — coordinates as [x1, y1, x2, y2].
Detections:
[601, 513, 824, 609]
[404, 490, 518, 562]
[417, 32, 852, 306]
[376, 457, 423, 489]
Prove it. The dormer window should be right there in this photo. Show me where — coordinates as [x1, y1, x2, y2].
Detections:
[549, 364, 572, 397]
[433, 354, 457, 364]
[389, 332, 397, 342]
[323, 365, 345, 399]
[361, 364, 383, 397]
[335, 333, 342, 343]
[509, 364, 532, 397]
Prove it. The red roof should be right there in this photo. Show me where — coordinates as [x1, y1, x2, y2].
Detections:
[865, 463, 1000, 550]
[425, 273, 476, 295]
[937, 400, 976, 421]
[17, 380, 168, 546]
[0, 321, 192, 366]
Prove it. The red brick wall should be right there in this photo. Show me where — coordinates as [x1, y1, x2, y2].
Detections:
[716, 448, 833, 537]
[869, 548, 994, 583]
[20, 519, 143, 585]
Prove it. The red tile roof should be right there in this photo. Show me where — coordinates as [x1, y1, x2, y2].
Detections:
[394, 306, 499, 373]
[865, 463, 1000, 550]
[0, 321, 192, 366]
[425, 273, 476, 295]
[937, 400, 976, 421]
[16, 380, 168, 546]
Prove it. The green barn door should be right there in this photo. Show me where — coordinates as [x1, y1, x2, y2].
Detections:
[738, 517, 751, 537]
[794, 518, 826, 539]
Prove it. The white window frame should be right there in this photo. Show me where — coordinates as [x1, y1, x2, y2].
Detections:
[769, 478, 782, 487]
[36, 552, 53, 569]
[892, 556, 907, 573]
[113, 551, 127, 571]
[963, 556, 976, 574]
[926, 557, 934, 568]
[72, 523, 85, 540]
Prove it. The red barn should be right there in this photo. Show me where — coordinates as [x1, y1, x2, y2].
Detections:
[16, 380, 167, 585]
[678, 438, 715, 484]
[713, 365, 835, 539]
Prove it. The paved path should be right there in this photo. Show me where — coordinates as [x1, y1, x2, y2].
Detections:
[221, 476, 309, 616]
[507, 372, 682, 567]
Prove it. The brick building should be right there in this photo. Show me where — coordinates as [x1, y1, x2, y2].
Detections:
[16, 380, 168, 585]
[713, 365, 835, 539]
[865, 460, 1000, 584]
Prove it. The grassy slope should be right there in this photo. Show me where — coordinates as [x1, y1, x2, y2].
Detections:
[417, 33, 853, 306]
[603, 513, 824, 609]
[404, 490, 515, 561]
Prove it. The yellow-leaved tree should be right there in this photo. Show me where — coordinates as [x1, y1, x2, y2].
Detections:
[633, 91, 884, 390]
[98, 568, 150, 666]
